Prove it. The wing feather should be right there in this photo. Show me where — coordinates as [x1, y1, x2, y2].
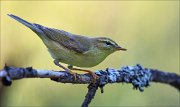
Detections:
[34, 24, 91, 53]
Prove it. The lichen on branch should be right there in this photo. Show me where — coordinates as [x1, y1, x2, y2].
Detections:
[0, 64, 179, 107]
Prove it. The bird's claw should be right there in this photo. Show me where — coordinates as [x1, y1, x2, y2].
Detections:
[91, 73, 99, 84]
[66, 70, 77, 81]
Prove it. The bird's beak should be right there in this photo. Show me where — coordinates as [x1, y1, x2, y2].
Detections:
[116, 46, 127, 51]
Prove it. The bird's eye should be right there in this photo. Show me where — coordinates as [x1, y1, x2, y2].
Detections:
[105, 41, 111, 46]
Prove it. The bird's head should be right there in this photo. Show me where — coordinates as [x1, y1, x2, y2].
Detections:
[93, 37, 127, 54]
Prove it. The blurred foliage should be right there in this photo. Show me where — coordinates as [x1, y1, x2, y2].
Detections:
[0, 1, 179, 106]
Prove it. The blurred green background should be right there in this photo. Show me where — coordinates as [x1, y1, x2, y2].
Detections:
[0, 1, 179, 106]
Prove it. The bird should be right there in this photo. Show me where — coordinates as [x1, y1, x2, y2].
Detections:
[8, 14, 127, 81]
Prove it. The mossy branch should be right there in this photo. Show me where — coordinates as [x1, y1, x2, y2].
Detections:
[0, 64, 179, 107]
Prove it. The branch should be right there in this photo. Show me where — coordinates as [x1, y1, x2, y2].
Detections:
[81, 82, 99, 107]
[0, 64, 179, 107]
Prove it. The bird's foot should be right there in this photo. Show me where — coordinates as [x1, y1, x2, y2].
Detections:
[66, 69, 77, 81]
[54, 60, 77, 81]
[88, 71, 99, 84]
[67, 65, 99, 84]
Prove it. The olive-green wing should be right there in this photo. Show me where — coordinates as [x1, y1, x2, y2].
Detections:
[34, 24, 91, 53]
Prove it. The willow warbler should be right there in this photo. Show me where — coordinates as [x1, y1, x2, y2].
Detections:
[8, 14, 127, 80]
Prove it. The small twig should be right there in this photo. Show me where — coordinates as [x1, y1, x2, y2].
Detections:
[81, 82, 99, 107]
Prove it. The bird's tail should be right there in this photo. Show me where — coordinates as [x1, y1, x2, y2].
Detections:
[8, 14, 44, 36]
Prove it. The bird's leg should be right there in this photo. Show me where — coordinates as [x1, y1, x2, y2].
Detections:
[68, 65, 99, 83]
[54, 60, 77, 80]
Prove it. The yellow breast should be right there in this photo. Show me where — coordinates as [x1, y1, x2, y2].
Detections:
[43, 39, 108, 67]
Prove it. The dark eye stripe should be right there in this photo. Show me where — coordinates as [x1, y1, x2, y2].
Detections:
[105, 41, 112, 45]
[105, 40, 116, 46]
[98, 38, 118, 46]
